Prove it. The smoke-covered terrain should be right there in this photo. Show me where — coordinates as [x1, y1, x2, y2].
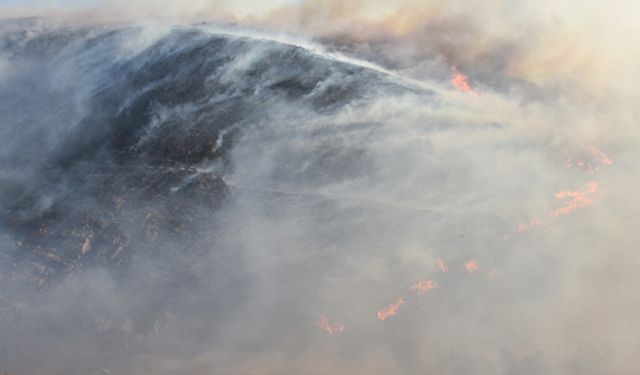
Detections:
[1, 2, 640, 374]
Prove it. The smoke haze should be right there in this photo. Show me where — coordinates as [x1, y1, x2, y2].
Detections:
[0, 1, 639, 374]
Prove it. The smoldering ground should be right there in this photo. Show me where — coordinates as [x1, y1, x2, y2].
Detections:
[0, 1, 640, 374]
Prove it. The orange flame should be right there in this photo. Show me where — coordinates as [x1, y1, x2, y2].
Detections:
[409, 280, 437, 296]
[436, 257, 448, 273]
[550, 182, 599, 217]
[465, 260, 479, 274]
[317, 315, 344, 334]
[451, 65, 477, 95]
[377, 298, 405, 321]
[517, 217, 542, 233]
[566, 156, 597, 174]
[566, 146, 614, 174]
[588, 146, 614, 166]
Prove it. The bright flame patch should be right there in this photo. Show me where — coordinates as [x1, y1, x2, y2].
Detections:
[550, 182, 599, 217]
[377, 298, 405, 321]
[451, 65, 478, 95]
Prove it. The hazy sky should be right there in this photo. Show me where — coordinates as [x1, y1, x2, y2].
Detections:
[0, 0, 305, 19]
[0, 0, 100, 4]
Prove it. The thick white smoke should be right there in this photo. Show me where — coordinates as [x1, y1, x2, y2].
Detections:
[0, 1, 639, 374]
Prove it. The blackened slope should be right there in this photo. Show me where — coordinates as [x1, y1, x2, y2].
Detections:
[0, 23, 406, 285]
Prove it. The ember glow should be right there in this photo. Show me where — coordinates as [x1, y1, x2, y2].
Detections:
[567, 146, 614, 174]
[588, 146, 614, 166]
[409, 280, 437, 296]
[377, 298, 405, 321]
[465, 260, 479, 274]
[507, 147, 613, 239]
[436, 257, 448, 273]
[317, 315, 345, 334]
[550, 182, 600, 217]
[517, 217, 542, 233]
[566, 156, 597, 174]
[450, 65, 477, 95]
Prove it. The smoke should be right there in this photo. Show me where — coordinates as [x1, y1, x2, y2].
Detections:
[7, 0, 640, 107]
[1, 1, 640, 374]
